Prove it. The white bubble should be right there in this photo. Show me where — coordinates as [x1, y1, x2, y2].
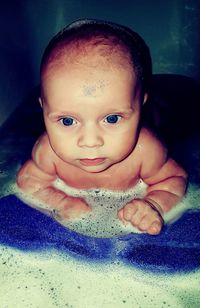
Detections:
[14, 178, 200, 238]
[0, 246, 200, 308]
[43, 178, 148, 237]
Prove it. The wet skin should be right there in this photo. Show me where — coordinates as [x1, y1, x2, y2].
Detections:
[17, 61, 187, 235]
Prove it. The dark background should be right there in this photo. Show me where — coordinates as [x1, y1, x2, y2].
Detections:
[0, 0, 200, 126]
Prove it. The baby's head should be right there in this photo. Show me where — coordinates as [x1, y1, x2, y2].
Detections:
[39, 19, 152, 172]
[40, 19, 152, 96]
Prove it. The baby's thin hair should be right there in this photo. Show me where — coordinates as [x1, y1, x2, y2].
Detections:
[40, 19, 152, 92]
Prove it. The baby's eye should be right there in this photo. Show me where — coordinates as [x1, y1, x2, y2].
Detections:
[60, 117, 77, 126]
[104, 115, 122, 124]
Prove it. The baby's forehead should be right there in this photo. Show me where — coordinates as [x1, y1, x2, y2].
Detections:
[42, 37, 134, 76]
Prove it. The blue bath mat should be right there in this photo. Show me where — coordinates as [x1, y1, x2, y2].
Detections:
[0, 194, 199, 273]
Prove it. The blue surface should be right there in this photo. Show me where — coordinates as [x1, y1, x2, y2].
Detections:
[0, 194, 200, 273]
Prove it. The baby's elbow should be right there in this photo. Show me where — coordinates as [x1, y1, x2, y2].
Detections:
[179, 173, 188, 196]
[177, 166, 188, 193]
[169, 174, 188, 199]
[16, 160, 36, 192]
[172, 161, 188, 196]
[16, 162, 25, 185]
[154, 175, 188, 199]
[16, 168, 30, 191]
[179, 166, 188, 181]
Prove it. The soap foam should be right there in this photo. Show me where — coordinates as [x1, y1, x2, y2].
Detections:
[15, 179, 148, 237]
[0, 245, 200, 308]
[3, 178, 200, 238]
[1, 170, 200, 307]
[53, 178, 148, 237]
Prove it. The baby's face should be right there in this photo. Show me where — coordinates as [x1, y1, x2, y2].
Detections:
[41, 62, 145, 173]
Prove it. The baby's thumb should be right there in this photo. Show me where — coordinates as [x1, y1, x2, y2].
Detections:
[118, 208, 129, 226]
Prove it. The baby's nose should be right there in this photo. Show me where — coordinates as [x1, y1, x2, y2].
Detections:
[77, 126, 104, 148]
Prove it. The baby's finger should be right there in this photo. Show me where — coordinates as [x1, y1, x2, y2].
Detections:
[147, 220, 162, 235]
[123, 203, 138, 221]
[138, 212, 162, 231]
[118, 208, 129, 225]
[118, 208, 124, 220]
[129, 208, 147, 227]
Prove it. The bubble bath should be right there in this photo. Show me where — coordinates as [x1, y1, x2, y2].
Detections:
[12, 176, 198, 239]
[0, 177, 200, 306]
[14, 178, 147, 237]
[1, 104, 200, 307]
[0, 245, 200, 308]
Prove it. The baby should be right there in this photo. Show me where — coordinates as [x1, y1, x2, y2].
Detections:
[16, 19, 187, 235]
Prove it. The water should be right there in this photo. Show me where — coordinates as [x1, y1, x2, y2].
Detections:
[0, 246, 199, 308]
[0, 116, 200, 307]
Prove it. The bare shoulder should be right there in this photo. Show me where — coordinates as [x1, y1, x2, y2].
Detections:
[138, 128, 167, 159]
[137, 127, 168, 177]
[32, 133, 57, 174]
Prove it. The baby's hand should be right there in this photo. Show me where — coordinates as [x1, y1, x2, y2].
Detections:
[118, 199, 164, 235]
[52, 196, 91, 220]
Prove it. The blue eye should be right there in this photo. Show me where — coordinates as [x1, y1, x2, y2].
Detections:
[105, 115, 122, 124]
[61, 117, 75, 126]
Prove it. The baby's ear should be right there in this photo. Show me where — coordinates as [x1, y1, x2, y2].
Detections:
[143, 93, 148, 105]
[38, 97, 43, 108]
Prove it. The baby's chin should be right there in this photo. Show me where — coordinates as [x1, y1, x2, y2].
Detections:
[77, 159, 114, 173]
[78, 164, 111, 173]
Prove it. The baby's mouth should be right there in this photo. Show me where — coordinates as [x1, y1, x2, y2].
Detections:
[79, 158, 106, 166]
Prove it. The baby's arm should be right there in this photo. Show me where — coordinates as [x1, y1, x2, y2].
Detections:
[118, 129, 187, 235]
[16, 134, 90, 219]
